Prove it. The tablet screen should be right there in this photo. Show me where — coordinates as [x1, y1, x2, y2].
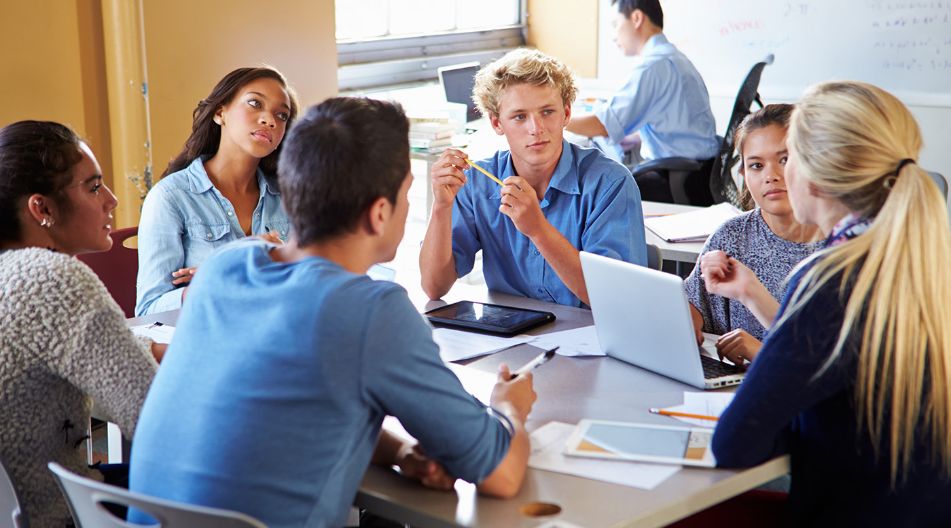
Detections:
[579, 423, 690, 459]
[566, 420, 715, 467]
[425, 301, 555, 335]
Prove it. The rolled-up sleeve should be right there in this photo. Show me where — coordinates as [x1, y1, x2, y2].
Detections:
[135, 186, 186, 316]
[595, 62, 663, 143]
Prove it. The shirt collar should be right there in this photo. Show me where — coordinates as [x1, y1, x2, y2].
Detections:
[547, 140, 580, 196]
[494, 140, 580, 199]
[825, 213, 873, 247]
[184, 155, 278, 197]
[641, 33, 669, 56]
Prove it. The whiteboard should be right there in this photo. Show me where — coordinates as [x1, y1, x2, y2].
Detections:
[598, 0, 951, 107]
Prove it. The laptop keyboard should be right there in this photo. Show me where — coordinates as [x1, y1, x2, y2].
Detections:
[700, 355, 744, 379]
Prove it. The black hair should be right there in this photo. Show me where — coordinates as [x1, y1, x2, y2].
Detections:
[0, 121, 83, 243]
[163, 66, 299, 180]
[277, 97, 410, 245]
[612, 0, 664, 28]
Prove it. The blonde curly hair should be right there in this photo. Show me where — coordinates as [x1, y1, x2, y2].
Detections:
[472, 48, 577, 118]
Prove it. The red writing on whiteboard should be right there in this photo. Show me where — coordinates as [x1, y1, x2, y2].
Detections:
[720, 19, 765, 37]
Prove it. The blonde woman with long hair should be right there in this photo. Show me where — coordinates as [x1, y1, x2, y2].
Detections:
[712, 81, 951, 525]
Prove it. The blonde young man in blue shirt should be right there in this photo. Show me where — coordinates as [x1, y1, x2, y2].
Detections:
[420, 49, 647, 307]
[567, 0, 719, 204]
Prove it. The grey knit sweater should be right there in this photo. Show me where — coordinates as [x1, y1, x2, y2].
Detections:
[0, 248, 157, 527]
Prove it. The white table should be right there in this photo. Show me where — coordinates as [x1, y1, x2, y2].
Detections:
[641, 201, 707, 268]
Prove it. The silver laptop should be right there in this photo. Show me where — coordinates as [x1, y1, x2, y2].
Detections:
[580, 251, 744, 389]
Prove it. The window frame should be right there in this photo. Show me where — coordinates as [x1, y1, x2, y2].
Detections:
[337, 2, 527, 90]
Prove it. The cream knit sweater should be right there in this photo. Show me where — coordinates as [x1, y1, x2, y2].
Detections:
[0, 248, 157, 527]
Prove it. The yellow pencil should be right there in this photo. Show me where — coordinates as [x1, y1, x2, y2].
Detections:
[649, 408, 719, 421]
[465, 158, 504, 186]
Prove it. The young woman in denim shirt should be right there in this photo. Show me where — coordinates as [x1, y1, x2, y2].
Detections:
[136, 66, 299, 315]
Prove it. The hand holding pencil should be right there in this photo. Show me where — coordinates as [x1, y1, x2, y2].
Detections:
[429, 148, 470, 208]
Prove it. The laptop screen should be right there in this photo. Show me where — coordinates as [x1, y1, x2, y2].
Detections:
[438, 62, 481, 123]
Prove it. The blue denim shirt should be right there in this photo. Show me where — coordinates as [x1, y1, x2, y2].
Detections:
[451, 141, 647, 307]
[594, 33, 719, 162]
[135, 157, 290, 315]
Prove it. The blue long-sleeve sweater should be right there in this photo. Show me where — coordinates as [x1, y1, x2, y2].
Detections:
[713, 260, 951, 527]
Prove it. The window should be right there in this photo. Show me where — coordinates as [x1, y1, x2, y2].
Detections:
[337, 0, 525, 90]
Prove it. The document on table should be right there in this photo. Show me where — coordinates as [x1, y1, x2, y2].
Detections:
[529, 421, 680, 490]
[645, 202, 741, 242]
[433, 328, 535, 362]
[661, 392, 735, 428]
[129, 322, 175, 344]
[531, 325, 605, 357]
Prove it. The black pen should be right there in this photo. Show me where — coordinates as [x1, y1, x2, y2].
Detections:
[510, 347, 559, 379]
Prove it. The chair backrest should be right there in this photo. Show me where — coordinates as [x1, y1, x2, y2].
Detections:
[709, 54, 775, 206]
[928, 171, 948, 202]
[0, 460, 27, 528]
[76, 226, 138, 318]
[47, 463, 266, 528]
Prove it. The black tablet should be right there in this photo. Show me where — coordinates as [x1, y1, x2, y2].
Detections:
[425, 301, 556, 336]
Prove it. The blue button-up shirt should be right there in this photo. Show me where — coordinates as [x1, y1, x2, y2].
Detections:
[135, 157, 290, 315]
[595, 33, 719, 162]
[452, 141, 647, 307]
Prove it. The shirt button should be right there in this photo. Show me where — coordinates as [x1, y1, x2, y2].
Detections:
[206, 232, 212, 239]
[227, 211, 233, 216]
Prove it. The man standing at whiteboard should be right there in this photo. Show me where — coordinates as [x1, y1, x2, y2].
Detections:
[567, 0, 719, 204]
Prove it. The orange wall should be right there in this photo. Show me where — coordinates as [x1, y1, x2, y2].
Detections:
[1, 0, 338, 226]
[0, 0, 113, 180]
[143, 0, 339, 177]
[527, 0, 599, 78]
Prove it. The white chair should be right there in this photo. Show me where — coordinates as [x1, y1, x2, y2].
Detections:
[47, 463, 266, 528]
[0, 459, 27, 528]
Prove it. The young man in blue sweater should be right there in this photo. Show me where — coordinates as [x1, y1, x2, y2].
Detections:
[128, 97, 536, 527]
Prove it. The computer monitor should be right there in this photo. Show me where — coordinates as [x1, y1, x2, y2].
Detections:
[438, 62, 481, 123]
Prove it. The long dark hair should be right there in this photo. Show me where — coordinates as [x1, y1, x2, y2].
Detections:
[734, 103, 794, 210]
[162, 66, 299, 178]
[0, 121, 83, 243]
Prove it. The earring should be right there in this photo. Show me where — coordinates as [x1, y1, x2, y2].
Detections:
[40, 217, 51, 228]
[214, 116, 223, 125]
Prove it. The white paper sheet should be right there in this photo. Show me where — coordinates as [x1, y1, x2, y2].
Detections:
[529, 422, 680, 490]
[433, 328, 535, 362]
[644, 202, 741, 242]
[661, 392, 735, 428]
[531, 326, 605, 357]
[129, 322, 175, 344]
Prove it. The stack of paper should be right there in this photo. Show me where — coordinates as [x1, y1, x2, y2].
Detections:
[645, 202, 741, 243]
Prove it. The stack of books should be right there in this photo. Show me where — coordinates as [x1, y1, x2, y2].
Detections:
[409, 121, 455, 153]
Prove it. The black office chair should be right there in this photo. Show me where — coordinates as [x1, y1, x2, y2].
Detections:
[708, 54, 775, 207]
[631, 55, 774, 206]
